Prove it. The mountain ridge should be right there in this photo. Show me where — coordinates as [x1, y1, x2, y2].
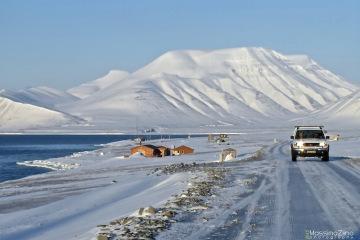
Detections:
[1, 47, 358, 131]
[0, 86, 79, 109]
[60, 47, 357, 129]
[0, 96, 82, 130]
[67, 70, 129, 99]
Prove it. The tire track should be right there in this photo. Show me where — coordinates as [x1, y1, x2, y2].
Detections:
[287, 162, 333, 238]
[161, 141, 360, 239]
[236, 141, 360, 238]
[297, 161, 360, 231]
[328, 161, 360, 190]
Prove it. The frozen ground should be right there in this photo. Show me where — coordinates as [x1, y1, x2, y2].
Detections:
[159, 137, 360, 240]
[0, 130, 359, 239]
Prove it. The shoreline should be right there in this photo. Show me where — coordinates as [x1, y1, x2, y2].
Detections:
[0, 133, 268, 240]
[16, 160, 80, 171]
[5, 134, 200, 183]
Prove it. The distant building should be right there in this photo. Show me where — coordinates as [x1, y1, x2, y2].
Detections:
[219, 148, 237, 162]
[172, 145, 194, 155]
[131, 145, 161, 157]
[133, 136, 145, 145]
[220, 134, 229, 139]
[130, 144, 193, 158]
[209, 133, 230, 143]
[208, 134, 214, 142]
[158, 146, 171, 157]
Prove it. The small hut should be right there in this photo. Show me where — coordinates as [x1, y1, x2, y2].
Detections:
[172, 145, 194, 155]
[219, 148, 237, 162]
[131, 145, 161, 157]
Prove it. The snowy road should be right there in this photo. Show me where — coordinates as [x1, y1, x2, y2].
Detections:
[161, 142, 360, 240]
[1, 135, 360, 240]
[266, 143, 360, 239]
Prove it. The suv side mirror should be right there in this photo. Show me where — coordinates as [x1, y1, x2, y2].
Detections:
[290, 136, 294, 139]
[326, 136, 329, 139]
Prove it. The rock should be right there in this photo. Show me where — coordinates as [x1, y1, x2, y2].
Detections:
[154, 162, 205, 175]
[97, 224, 107, 228]
[202, 217, 209, 222]
[188, 204, 209, 211]
[97, 234, 109, 240]
[144, 206, 156, 215]
[95, 164, 228, 240]
[122, 217, 134, 225]
[162, 210, 176, 218]
[232, 218, 240, 224]
[134, 206, 157, 216]
[137, 207, 145, 216]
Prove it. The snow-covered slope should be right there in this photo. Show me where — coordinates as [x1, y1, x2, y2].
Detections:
[0, 96, 81, 131]
[0, 86, 79, 109]
[62, 47, 357, 129]
[305, 91, 360, 126]
[67, 70, 129, 99]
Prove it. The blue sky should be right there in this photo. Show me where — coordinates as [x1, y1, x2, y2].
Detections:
[0, 0, 359, 90]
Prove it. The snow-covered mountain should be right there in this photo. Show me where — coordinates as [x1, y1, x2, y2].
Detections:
[2, 47, 357, 132]
[61, 47, 357, 129]
[0, 86, 79, 109]
[0, 96, 82, 131]
[67, 70, 129, 99]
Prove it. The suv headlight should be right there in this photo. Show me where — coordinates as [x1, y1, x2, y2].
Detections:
[294, 141, 303, 147]
[320, 142, 328, 148]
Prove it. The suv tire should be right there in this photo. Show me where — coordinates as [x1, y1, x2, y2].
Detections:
[291, 149, 297, 161]
[322, 150, 329, 161]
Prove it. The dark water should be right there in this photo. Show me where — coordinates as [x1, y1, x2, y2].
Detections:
[0, 134, 199, 183]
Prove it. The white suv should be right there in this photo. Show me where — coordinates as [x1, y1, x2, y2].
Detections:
[290, 126, 329, 161]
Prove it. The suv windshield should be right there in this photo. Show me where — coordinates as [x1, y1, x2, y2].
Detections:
[295, 130, 325, 139]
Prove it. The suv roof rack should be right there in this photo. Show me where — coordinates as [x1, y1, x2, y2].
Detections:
[295, 125, 324, 129]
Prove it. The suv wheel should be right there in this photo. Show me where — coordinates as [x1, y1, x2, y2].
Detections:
[291, 149, 297, 161]
[322, 151, 329, 161]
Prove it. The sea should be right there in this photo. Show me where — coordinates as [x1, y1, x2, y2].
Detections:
[0, 134, 197, 183]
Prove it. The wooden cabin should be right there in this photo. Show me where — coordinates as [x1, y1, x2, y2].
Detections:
[172, 145, 194, 155]
[131, 145, 161, 157]
[158, 146, 171, 157]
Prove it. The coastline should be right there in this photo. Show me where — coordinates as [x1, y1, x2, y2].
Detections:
[1, 134, 207, 184]
[0, 134, 264, 240]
